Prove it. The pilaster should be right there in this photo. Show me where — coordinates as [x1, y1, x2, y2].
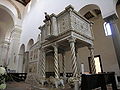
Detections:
[104, 14, 120, 69]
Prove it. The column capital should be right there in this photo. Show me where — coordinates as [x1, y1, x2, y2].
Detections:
[40, 47, 46, 52]
[52, 42, 58, 48]
[67, 37, 76, 43]
[65, 5, 74, 12]
[88, 45, 94, 50]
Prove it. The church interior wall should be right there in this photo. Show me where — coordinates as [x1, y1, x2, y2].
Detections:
[44, 5, 120, 75]
[20, 0, 117, 51]
[78, 15, 119, 75]
[116, 4, 120, 32]
[0, 0, 120, 75]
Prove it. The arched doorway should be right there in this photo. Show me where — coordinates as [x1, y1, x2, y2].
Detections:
[18, 44, 25, 73]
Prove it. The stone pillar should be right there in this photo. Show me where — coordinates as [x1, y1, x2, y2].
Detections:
[18, 53, 24, 73]
[41, 48, 46, 78]
[75, 48, 81, 75]
[51, 14, 58, 36]
[104, 14, 120, 68]
[61, 52, 66, 77]
[24, 51, 29, 73]
[68, 37, 78, 77]
[7, 24, 22, 71]
[46, 21, 51, 36]
[53, 44, 59, 79]
[88, 45, 96, 74]
[104, 15, 120, 69]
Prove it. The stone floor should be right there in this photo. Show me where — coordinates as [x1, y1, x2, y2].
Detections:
[4, 81, 120, 90]
[5, 82, 73, 90]
[5, 82, 31, 90]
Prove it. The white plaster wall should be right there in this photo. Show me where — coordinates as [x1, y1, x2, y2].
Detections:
[0, 0, 18, 22]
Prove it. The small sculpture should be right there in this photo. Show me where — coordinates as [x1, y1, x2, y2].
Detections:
[48, 76, 64, 88]
[44, 12, 50, 21]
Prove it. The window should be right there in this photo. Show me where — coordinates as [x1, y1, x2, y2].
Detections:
[88, 55, 103, 74]
[104, 22, 112, 36]
[94, 56, 102, 74]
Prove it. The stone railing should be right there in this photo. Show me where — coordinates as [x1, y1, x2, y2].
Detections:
[39, 5, 92, 42]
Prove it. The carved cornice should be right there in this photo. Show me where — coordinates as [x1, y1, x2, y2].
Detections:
[41, 30, 93, 48]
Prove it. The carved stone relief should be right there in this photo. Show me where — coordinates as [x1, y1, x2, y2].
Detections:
[57, 12, 70, 34]
[71, 13, 92, 37]
[28, 62, 38, 73]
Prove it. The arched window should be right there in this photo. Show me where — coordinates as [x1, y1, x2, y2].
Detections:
[104, 22, 112, 36]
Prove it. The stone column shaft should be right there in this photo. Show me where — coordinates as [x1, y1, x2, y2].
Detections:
[68, 38, 78, 77]
[110, 21, 120, 69]
[41, 48, 46, 77]
[104, 15, 120, 69]
[88, 46, 96, 74]
[53, 45, 59, 78]
[75, 48, 80, 75]
[61, 52, 66, 77]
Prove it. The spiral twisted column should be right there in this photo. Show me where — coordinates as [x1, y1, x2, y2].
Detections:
[68, 37, 78, 77]
[75, 48, 80, 75]
[88, 46, 96, 74]
[41, 48, 46, 77]
[53, 44, 59, 79]
[61, 52, 66, 77]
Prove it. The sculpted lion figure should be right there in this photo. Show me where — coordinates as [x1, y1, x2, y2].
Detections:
[48, 76, 64, 88]
[68, 75, 81, 88]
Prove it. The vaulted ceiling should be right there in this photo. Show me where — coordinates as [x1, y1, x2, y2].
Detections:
[15, 0, 31, 6]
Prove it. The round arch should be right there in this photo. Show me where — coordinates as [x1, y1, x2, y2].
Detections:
[19, 44, 25, 54]
[78, 4, 100, 17]
[27, 39, 34, 51]
[0, 6, 14, 44]
[17, 44, 25, 73]
[0, 1, 18, 23]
